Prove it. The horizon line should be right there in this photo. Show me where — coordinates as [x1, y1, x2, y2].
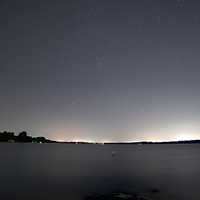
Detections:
[58, 139, 200, 144]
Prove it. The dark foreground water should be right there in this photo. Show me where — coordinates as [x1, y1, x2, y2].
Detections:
[0, 143, 199, 200]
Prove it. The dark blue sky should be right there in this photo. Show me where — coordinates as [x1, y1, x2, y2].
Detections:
[1, 0, 200, 142]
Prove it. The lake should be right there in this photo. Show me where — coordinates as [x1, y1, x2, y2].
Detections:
[0, 143, 199, 200]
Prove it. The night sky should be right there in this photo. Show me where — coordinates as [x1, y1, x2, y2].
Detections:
[1, 0, 200, 142]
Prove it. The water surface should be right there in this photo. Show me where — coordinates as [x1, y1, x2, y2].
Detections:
[0, 143, 199, 200]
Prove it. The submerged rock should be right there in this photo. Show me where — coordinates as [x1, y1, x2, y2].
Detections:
[85, 192, 151, 200]
[149, 188, 160, 194]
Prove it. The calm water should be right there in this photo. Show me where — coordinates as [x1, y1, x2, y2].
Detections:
[0, 143, 199, 200]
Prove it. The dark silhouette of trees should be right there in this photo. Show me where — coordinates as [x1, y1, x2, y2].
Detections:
[18, 131, 27, 137]
[0, 131, 15, 142]
[0, 131, 54, 143]
[17, 131, 32, 142]
[33, 137, 47, 143]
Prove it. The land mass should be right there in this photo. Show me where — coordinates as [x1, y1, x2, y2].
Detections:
[0, 131, 200, 144]
[0, 131, 55, 143]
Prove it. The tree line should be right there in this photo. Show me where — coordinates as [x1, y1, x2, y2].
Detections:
[0, 131, 55, 143]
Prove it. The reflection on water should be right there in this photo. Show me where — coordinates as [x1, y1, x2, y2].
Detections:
[0, 144, 199, 200]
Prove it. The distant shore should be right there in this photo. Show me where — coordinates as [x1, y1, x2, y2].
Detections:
[0, 131, 55, 143]
[0, 131, 200, 144]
